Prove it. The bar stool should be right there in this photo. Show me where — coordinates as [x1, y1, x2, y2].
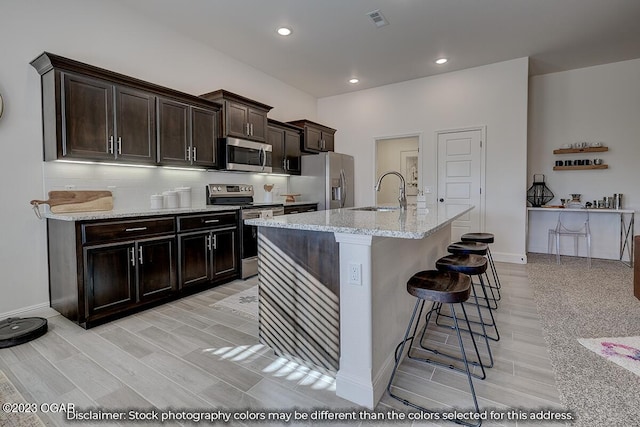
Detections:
[435, 254, 500, 346]
[461, 232, 502, 298]
[447, 241, 499, 308]
[387, 270, 482, 426]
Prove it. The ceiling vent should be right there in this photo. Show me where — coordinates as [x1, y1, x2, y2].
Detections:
[366, 9, 389, 28]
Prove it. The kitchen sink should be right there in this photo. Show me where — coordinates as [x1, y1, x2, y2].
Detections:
[352, 206, 400, 212]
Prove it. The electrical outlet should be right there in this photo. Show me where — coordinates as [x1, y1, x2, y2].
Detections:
[64, 184, 76, 190]
[348, 263, 362, 285]
[424, 186, 433, 194]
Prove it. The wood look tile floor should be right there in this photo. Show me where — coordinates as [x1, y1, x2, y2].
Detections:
[0, 263, 565, 427]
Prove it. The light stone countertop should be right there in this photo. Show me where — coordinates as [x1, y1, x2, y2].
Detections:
[43, 205, 241, 221]
[245, 204, 474, 239]
[42, 200, 320, 221]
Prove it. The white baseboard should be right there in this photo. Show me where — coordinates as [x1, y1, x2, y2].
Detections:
[492, 251, 527, 264]
[0, 302, 58, 320]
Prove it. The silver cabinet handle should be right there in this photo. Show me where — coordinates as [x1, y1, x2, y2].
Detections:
[138, 246, 143, 264]
[117, 137, 122, 155]
[186, 146, 191, 161]
[289, 211, 299, 214]
[130, 247, 135, 266]
[192, 147, 197, 162]
[250, 123, 254, 136]
[283, 158, 287, 170]
[125, 227, 147, 232]
[245, 123, 250, 136]
[109, 135, 114, 154]
[204, 219, 219, 224]
[212, 234, 217, 250]
[207, 234, 212, 251]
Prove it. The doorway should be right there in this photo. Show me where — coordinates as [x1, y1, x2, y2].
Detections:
[375, 136, 420, 205]
[437, 127, 486, 242]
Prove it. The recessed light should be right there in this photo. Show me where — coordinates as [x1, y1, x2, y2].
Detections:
[277, 27, 292, 36]
[349, 78, 359, 84]
[435, 58, 448, 65]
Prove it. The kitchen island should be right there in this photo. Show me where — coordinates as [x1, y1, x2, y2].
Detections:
[245, 204, 473, 408]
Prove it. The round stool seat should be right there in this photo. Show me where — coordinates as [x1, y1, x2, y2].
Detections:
[407, 270, 471, 303]
[461, 232, 495, 244]
[436, 254, 488, 275]
[447, 241, 488, 256]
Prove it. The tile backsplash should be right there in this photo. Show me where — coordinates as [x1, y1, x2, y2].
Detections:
[42, 162, 289, 211]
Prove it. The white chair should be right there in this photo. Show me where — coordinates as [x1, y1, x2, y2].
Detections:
[548, 212, 591, 267]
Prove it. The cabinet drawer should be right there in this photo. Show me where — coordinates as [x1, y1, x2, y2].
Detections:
[285, 204, 317, 215]
[82, 217, 175, 245]
[177, 211, 238, 232]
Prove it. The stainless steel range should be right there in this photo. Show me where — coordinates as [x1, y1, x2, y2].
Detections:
[206, 184, 284, 279]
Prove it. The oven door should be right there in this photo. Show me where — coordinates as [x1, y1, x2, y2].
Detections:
[241, 207, 284, 278]
[225, 138, 272, 173]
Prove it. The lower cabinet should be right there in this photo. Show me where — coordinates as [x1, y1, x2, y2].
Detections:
[47, 211, 238, 328]
[84, 236, 176, 318]
[179, 228, 237, 288]
[178, 212, 239, 288]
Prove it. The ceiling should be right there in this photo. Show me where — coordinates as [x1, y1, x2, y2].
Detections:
[115, 0, 640, 98]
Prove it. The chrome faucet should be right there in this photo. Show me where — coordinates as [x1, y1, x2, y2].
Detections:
[375, 171, 407, 211]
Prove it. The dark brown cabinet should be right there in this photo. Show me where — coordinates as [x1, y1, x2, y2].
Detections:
[177, 212, 239, 289]
[284, 203, 318, 215]
[31, 52, 221, 168]
[84, 235, 176, 318]
[288, 119, 336, 153]
[200, 89, 272, 143]
[47, 210, 238, 329]
[60, 73, 156, 163]
[267, 119, 302, 175]
[157, 98, 220, 168]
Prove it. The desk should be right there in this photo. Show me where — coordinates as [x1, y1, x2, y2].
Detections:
[527, 207, 634, 267]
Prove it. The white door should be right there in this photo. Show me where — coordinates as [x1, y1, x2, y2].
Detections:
[437, 129, 484, 242]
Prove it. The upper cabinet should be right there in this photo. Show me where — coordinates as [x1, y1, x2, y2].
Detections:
[287, 119, 336, 153]
[157, 98, 220, 168]
[267, 119, 302, 175]
[200, 90, 272, 143]
[31, 52, 221, 168]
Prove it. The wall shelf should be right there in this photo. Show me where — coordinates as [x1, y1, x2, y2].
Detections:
[553, 147, 608, 154]
[553, 164, 608, 171]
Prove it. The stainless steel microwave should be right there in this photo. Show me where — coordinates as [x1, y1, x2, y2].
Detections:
[223, 137, 272, 173]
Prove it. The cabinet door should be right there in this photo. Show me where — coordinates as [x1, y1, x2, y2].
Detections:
[226, 101, 249, 139]
[178, 231, 211, 288]
[84, 243, 135, 318]
[268, 126, 285, 173]
[212, 228, 238, 280]
[158, 97, 190, 164]
[115, 86, 156, 164]
[284, 129, 302, 174]
[137, 237, 177, 302]
[62, 73, 114, 160]
[191, 106, 218, 168]
[303, 126, 323, 152]
[321, 131, 335, 152]
[247, 108, 267, 142]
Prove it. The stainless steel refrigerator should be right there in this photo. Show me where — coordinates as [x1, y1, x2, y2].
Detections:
[290, 152, 354, 210]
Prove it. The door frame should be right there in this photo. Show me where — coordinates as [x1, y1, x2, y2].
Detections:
[373, 132, 423, 204]
[436, 126, 487, 232]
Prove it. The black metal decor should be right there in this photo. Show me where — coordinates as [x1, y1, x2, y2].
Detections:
[527, 174, 554, 207]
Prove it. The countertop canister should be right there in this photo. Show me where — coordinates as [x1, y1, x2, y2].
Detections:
[614, 193, 623, 210]
[163, 190, 179, 209]
[176, 187, 192, 208]
[150, 194, 164, 210]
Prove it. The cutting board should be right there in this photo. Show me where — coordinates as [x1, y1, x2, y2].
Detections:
[30, 190, 113, 213]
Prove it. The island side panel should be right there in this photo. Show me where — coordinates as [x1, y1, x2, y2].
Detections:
[335, 225, 452, 408]
[257, 227, 340, 371]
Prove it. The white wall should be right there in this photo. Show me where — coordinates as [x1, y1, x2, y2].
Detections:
[0, 0, 317, 316]
[527, 58, 640, 255]
[318, 58, 530, 263]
